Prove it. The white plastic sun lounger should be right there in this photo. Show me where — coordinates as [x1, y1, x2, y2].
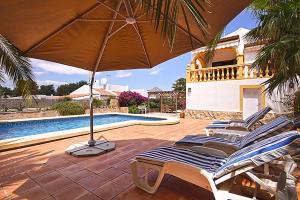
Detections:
[176, 116, 294, 155]
[211, 106, 271, 125]
[205, 106, 272, 135]
[131, 131, 300, 200]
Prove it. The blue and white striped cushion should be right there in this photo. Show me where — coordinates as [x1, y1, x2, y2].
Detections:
[136, 146, 228, 173]
[207, 107, 271, 129]
[136, 132, 300, 179]
[214, 131, 300, 178]
[239, 116, 292, 148]
[176, 116, 291, 148]
[244, 106, 271, 129]
[175, 135, 240, 147]
[206, 123, 229, 129]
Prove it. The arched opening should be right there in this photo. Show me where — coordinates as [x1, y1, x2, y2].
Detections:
[192, 47, 237, 68]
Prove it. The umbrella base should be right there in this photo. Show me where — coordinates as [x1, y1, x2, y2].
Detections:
[65, 140, 116, 157]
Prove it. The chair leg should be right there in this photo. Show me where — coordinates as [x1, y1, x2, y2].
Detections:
[131, 160, 165, 194]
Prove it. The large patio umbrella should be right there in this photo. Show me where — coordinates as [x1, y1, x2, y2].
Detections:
[0, 0, 250, 156]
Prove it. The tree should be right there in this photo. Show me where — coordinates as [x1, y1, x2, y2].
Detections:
[0, 35, 34, 97]
[172, 78, 186, 92]
[0, 85, 14, 98]
[39, 85, 55, 95]
[246, 0, 300, 94]
[15, 79, 38, 97]
[204, 0, 300, 94]
[141, 0, 209, 49]
[56, 81, 87, 96]
[118, 91, 148, 107]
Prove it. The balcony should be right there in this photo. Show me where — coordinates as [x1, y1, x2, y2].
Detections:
[186, 64, 273, 83]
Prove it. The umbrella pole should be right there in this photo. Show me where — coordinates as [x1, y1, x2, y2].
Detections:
[88, 72, 96, 147]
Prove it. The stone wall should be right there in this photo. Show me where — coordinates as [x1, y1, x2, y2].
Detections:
[184, 109, 294, 122]
[184, 109, 242, 120]
[0, 107, 129, 120]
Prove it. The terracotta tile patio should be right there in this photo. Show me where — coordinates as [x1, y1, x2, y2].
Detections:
[0, 119, 299, 200]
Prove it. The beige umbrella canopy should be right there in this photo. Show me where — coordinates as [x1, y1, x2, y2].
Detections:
[0, 0, 250, 154]
[0, 0, 250, 72]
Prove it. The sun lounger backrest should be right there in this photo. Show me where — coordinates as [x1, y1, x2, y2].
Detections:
[214, 131, 300, 178]
[243, 106, 269, 125]
[239, 116, 292, 148]
[244, 106, 272, 129]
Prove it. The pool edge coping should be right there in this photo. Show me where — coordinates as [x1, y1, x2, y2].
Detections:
[0, 112, 179, 152]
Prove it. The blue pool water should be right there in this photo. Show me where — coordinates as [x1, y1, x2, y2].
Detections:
[0, 114, 165, 140]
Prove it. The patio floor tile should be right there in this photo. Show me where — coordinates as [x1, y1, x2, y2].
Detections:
[78, 174, 111, 191]
[52, 183, 89, 200]
[1, 119, 298, 200]
[67, 169, 96, 182]
[8, 185, 50, 200]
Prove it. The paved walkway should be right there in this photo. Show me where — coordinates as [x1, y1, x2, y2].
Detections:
[0, 119, 299, 200]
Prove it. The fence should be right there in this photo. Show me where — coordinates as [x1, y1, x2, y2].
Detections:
[0, 98, 110, 111]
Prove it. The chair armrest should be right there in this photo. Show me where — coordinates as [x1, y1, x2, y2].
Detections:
[191, 146, 229, 158]
[202, 142, 239, 156]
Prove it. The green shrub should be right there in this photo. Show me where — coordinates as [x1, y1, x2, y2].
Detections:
[129, 105, 139, 114]
[148, 101, 160, 109]
[92, 98, 103, 108]
[62, 97, 72, 102]
[52, 101, 85, 116]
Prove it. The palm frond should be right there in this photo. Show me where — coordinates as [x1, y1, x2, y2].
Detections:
[246, 0, 300, 94]
[204, 29, 223, 65]
[140, 0, 209, 49]
[0, 34, 34, 98]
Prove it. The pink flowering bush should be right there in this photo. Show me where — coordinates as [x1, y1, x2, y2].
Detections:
[118, 91, 148, 107]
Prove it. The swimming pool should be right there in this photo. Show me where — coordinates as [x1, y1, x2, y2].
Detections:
[0, 114, 166, 140]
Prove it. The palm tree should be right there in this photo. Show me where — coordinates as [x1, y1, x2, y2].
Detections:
[0, 34, 34, 97]
[246, 0, 300, 94]
[203, 0, 299, 94]
[141, 0, 209, 49]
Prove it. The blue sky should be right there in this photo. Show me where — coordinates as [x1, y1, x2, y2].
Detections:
[28, 9, 257, 91]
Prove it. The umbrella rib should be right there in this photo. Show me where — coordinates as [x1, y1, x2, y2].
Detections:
[136, 18, 204, 46]
[123, 0, 151, 67]
[96, 0, 126, 19]
[137, 2, 205, 46]
[24, 3, 101, 54]
[78, 19, 125, 22]
[132, 24, 151, 67]
[93, 0, 123, 73]
[108, 23, 128, 39]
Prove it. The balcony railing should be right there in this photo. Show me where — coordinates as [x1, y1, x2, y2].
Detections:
[187, 64, 273, 82]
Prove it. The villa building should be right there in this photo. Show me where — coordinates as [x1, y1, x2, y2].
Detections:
[186, 28, 295, 119]
[69, 80, 148, 100]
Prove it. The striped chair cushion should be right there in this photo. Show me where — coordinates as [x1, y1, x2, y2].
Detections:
[239, 116, 293, 148]
[206, 123, 230, 129]
[136, 146, 228, 173]
[214, 131, 300, 178]
[175, 135, 240, 147]
[244, 106, 272, 129]
[207, 106, 271, 130]
[176, 116, 292, 148]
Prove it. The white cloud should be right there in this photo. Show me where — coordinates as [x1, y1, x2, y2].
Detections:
[34, 71, 47, 75]
[31, 59, 89, 75]
[37, 80, 67, 86]
[115, 71, 132, 78]
[149, 68, 160, 75]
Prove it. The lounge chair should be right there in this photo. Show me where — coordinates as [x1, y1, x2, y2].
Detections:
[131, 131, 300, 200]
[211, 106, 271, 125]
[176, 116, 294, 155]
[205, 106, 272, 135]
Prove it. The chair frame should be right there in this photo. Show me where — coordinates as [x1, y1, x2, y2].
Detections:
[131, 155, 297, 200]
